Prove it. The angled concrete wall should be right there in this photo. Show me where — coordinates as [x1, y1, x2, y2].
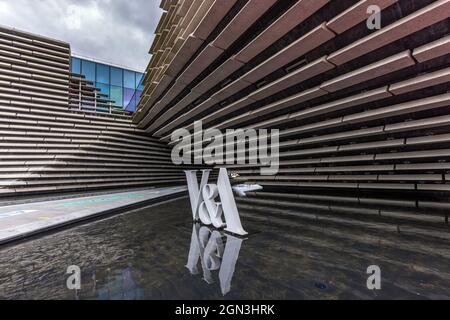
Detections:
[135, 0, 450, 193]
[0, 26, 184, 197]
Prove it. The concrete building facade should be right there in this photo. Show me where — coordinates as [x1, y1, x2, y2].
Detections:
[0, 26, 185, 197]
[1, 1, 450, 198]
[135, 0, 450, 194]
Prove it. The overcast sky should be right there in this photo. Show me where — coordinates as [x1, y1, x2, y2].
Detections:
[0, 0, 163, 71]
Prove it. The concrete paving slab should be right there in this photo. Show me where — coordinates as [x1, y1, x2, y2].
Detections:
[0, 186, 187, 245]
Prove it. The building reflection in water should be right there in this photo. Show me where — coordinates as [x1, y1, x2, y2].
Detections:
[0, 191, 449, 299]
[96, 266, 144, 300]
[186, 223, 245, 296]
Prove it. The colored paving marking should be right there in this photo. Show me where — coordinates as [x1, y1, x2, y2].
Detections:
[0, 187, 186, 245]
[60, 193, 150, 207]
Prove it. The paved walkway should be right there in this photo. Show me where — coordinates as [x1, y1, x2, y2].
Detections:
[0, 186, 187, 245]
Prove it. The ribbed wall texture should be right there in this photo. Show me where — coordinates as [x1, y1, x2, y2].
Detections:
[0, 26, 185, 197]
[135, 0, 450, 193]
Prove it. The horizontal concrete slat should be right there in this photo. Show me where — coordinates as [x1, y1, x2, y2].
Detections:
[389, 66, 450, 95]
[327, 0, 450, 65]
[321, 51, 415, 92]
[248, 57, 335, 101]
[193, 0, 238, 41]
[413, 34, 450, 63]
[326, 0, 399, 34]
[212, 0, 277, 50]
[241, 23, 335, 83]
[235, 0, 330, 63]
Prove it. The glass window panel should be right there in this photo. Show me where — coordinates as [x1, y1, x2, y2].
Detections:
[96, 63, 110, 84]
[125, 90, 141, 113]
[110, 85, 123, 107]
[81, 60, 95, 82]
[71, 57, 81, 74]
[124, 70, 135, 89]
[111, 67, 123, 86]
[136, 73, 144, 89]
[96, 83, 110, 97]
[125, 95, 137, 113]
[123, 88, 135, 108]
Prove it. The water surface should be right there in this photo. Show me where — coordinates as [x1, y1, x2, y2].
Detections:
[0, 193, 449, 300]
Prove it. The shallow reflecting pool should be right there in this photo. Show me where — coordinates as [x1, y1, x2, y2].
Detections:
[0, 192, 449, 300]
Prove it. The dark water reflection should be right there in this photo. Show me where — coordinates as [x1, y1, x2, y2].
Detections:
[0, 192, 449, 300]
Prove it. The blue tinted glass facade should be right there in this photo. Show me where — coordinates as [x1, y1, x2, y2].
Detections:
[71, 57, 144, 113]
[136, 73, 144, 91]
[110, 85, 123, 107]
[96, 63, 110, 84]
[81, 60, 96, 82]
[96, 83, 110, 97]
[110, 67, 123, 87]
[123, 88, 135, 108]
[124, 70, 135, 89]
[71, 57, 81, 74]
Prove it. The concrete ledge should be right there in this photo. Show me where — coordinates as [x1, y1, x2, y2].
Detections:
[0, 186, 187, 245]
[213, 0, 276, 50]
[236, 0, 330, 63]
[326, 0, 398, 34]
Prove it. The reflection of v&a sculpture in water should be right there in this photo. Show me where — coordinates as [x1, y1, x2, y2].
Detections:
[186, 223, 245, 296]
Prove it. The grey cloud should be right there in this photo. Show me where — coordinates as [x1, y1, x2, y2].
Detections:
[0, 0, 163, 70]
